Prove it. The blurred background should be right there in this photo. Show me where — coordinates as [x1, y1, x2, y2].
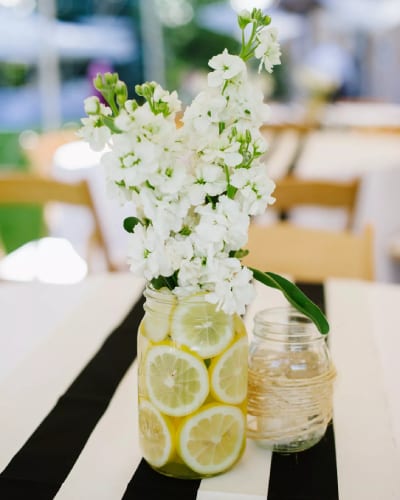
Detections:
[2, 0, 400, 133]
[1, 0, 400, 283]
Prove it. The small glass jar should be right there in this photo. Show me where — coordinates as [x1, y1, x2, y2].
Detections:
[247, 306, 336, 453]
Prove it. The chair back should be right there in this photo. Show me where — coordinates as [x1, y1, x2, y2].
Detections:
[0, 173, 113, 272]
[243, 222, 374, 282]
[21, 129, 79, 176]
[271, 176, 360, 229]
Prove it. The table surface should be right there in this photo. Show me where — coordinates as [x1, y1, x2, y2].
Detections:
[1, 272, 399, 499]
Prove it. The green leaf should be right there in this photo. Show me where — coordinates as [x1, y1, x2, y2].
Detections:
[150, 272, 178, 291]
[250, 268, 330, 334]
[229, 248, 249, 259]
[227, 184, 238, 199]
[123, 217, 141, 233]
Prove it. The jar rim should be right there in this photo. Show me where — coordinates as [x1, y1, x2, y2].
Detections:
[144, 285, 211, 305]
[253, 306, 323, 339]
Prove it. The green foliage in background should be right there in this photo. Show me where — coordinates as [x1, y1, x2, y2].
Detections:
[164, 23, 240, 92]
[0, 133, 44, 254]
[161, 0, 285, 100]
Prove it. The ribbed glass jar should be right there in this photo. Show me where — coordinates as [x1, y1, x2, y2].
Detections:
[137, 286, 248, 479]
[247, 306, 335, 453]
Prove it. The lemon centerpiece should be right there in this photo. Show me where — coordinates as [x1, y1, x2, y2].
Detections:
[137, 286, 247, 478]
[80, 7, 329, 481]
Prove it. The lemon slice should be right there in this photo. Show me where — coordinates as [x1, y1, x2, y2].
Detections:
[210, 337, 248, 404]
[138, 399, 174, 468]
[145, 344, 209, 416]
[142, 292, 175, 342]
[171, 296, 234, 358]
[177, 404, 245, 475]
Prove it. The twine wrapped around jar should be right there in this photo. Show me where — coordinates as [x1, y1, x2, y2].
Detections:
[246, 306, 336, 452]
[247, 358, 336, 444]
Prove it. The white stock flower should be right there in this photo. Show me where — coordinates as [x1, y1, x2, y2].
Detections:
[153, 85, 182, 116]
[208, 50, 247, 87]
[201, 134, 243, 169]
[183, 91, 226, 135]
[204, 257, 255, 315]
[175, 257, 204, 294]
[84, 96, 100, 114]
[78, 116, 111, 151]
[79, 16, 283, 316]
[189, 163, 226, 203]
[236, 170, 276, 215]
[165, 237, 194, 270]
[255, 27, 281, 74]
[127, 225, 176, 280]
[215, 196, 250, 250]
[149, 161, 187, 196]
[114, 109, 134, 131]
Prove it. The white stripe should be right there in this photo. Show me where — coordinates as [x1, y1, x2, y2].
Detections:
[197, 442, 272, 500]
[55, 361, 141, 500]
[0, 273, 144, 472]
[326, 279, 400, 500]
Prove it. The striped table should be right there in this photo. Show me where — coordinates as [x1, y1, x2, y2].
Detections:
[0, 273, 399, 499]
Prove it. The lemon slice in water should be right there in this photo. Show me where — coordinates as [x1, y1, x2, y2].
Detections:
[138, 399, 174, 468]
[177, 403, 245, 475]
[171, 296, 234, 358]
[142, 291, 176, 342]
[145, 344, 209, 417]
[210, 336, 248, 404]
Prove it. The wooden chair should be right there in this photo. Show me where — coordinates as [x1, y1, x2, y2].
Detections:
[21, 129, 79, 177]
[242, 222, 374, 282]
[272, 176, 360, 229]
[0, 173, 114, 273]
[243, 176, 374, 282]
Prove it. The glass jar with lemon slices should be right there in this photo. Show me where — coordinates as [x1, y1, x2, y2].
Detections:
[137, 286, 248, 479]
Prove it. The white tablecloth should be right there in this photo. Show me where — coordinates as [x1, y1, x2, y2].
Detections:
[1, 273, 399, 499]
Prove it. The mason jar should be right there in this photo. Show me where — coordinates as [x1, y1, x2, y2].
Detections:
[247, 306, 336, 453]
[137, 286, 248, 479]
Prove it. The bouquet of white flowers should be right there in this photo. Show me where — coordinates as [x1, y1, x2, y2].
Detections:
[79, 9, 328, 333]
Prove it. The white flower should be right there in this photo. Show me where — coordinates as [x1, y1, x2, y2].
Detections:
[78, 116, 111, 151]
[182, 91, 226, 138]
[126, 224, 150, 277]
[165, 237, 194, 269]
[191, 208, 226, 255]
[236, 169, 276, 215]
[255, 27, 281, 74]
[79, 18, 282, 316]
[215, 196, 250, 250]
[127, 225, 176, 280]
[189, 162, 226, 203]
[176, 257, 203, 289]
[208, 49, 247, 87]
[153, 85, 182, 116]
[114, 109, 134, 131]
[84, 96, 100, 114]
[204, 257, 255, 315]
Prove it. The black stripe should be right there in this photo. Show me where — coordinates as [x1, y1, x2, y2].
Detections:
[122, 459, 201, 500]
[0, 293, 145, 500]
[267, 283, 339, 500]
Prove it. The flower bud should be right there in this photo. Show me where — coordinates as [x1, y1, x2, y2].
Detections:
[84, 96, 100, 115]
[125, 99, 138, 113]
[238, 9, 251, 29]
[115, 81, 128, 107]
[93, 73, 105, 91]
[104, 72, 119, 86]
